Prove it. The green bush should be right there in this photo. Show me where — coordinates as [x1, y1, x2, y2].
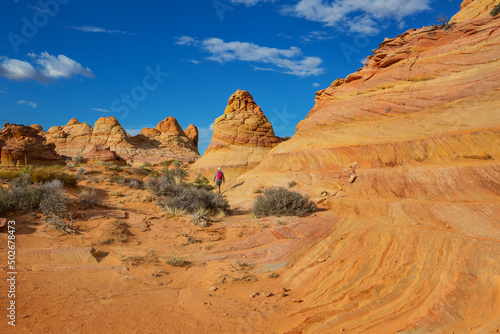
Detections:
[491, 4, 500, 16]
[191, 176, 215, 191]
[251, 187, 316, 217]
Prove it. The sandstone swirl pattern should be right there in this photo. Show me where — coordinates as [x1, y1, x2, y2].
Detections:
[229, 1, 500, 332]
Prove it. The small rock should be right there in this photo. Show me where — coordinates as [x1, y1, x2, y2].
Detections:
[348, 174, 357, 183]
[199, 221, 207, 228]
[333, 174, 341, 178]
[291, 299, 303, 303]
[158, 270, 167, 274]
[279, 287, 287, 297]
[152, 272, 159, 277]
[350, 162, 358, 168]
[0, 218, 6, 228]
[321, 191, 328, 197]
[249, 291, 259, 298]
[209, 286, 218, 292]
[261, 291, 272, 297]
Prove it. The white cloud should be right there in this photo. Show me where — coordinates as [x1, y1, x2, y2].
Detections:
[313, 82, 320, 87]
[17, 100, 37, 108]
[188, 59, 200, 64]
[0, 90, 7, 94]
[91, 108, 110, 112]
[198, 123, 214, 144]
[178, 37, 324, 77]
[66, 25, 133, 35]
[301, 30, 335, 43]
[175, 36, 198, 46]
[0, 52, 94, 83]
[230, 0, 274, 6]
[283, 0, 430, 35]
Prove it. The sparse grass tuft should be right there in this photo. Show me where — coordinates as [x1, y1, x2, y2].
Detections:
[251, 187, 316, 217]
[167, 254, 188, 267]
[30, 168, 78, 187]
[288, 180, 297, 188]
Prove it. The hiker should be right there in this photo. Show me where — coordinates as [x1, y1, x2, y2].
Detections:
[214, 167, 225, 194]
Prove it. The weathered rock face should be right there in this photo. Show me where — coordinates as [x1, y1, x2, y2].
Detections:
[207, 90, 282, 151]
[84, 145, 127, 166]
[130, 117, 199, 164]
[230, 1, 500, 333]
[89, 117, 134, 156]
[0, 123, 65, 167]
[191, 90, 282, 180]
[184, 124, 199, 154]
[46, 118, 93, 158]
[43, 116, 200, 164]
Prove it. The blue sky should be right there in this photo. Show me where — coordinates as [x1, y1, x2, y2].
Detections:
[0, 0, 462, 154]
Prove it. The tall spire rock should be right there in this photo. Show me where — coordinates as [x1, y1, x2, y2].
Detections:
[207, 90, 282, 151]
[184, 124, 199, 155]
[190, 90, 282, 180]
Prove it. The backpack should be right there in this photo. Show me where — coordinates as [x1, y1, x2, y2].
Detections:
[215, 171, 224, 180]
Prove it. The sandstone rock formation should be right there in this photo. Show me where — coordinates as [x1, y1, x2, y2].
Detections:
[229, 1, 500, 332]
[190, 90, 282, 180]
[0, 123, 65, 168]
[130, 117, 199, 164]
[84, 145, 127, 166]
[184, 124, 199, 155]
[46, 118, 93, 158]
[43, 116, 199, 164]
[89, 117, 134, 156]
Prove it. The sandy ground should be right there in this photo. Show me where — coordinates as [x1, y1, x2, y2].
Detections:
[0, 167, 335, 334]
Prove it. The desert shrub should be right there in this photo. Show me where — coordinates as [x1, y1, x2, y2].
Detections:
[167, 254, 188, 267]
[30, 168, 77, 187]
[39, 180, 67, 214]
[96, 161, 112, 167]
[77, 167, 87, 176]
[191, 176, 215, 191]
[163, 187, 229, 215]
[437, 15, 455, 30]
[0, 170, 22, 181]
[65, 163, 75, 169]
[78, 188, 101, 209]
[146, 176, 182, 199]
[46, 214, 76, 233]
[491, 4, 500, 16]
[130, 166, 150, 176]
[282, 136, 291, 141]
[190, 208, 211, 227]
[74, 156, 85, 164]
[4, 176, 67, 214]
[127, 177, 143, 189]
[251, 187, 316, 217]
[288, 180, 297, 188]
[0, 188, 14, 216]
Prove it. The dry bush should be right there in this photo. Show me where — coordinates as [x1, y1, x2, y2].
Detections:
[251, 187, 316, 217]
[78, 188, 102, 209]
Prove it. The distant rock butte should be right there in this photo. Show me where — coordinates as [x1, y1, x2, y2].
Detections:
[191, 90, 282, 179]
[84, 145, 127, 166]
[0, 123, 64, 167]
[40, 116, 199, 164]
[229, 1, 500, 333]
